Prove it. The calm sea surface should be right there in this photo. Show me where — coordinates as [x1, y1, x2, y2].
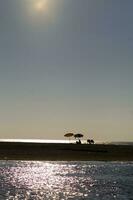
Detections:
[0, 161, 133, 200]
[1, 139, 133, 145]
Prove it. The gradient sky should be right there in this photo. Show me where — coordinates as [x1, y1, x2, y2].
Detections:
[0, 0, 133, 141]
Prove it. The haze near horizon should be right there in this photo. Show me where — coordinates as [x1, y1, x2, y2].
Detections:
[0, 0, 133, 141]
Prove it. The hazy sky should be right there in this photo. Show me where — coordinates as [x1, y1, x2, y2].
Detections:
[0, 0, 133, 141]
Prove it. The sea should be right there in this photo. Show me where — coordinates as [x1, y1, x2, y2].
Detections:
[0, 161, 133, 200]
[1, 139, 133, 145]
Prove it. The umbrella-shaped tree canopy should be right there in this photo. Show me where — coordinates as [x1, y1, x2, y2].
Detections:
[64, 133, 74, 143]
[74, 133, 84, 139]
[64, 133, 74, 137]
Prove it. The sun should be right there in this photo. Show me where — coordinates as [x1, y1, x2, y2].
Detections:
[34, 0, 47, 12]
[26, 0, 64, 25]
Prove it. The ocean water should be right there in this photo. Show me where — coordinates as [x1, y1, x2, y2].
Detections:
[0, 161, 133, 200]
[1, 139, 133, 145]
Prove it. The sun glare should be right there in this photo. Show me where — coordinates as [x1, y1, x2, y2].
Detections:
[26, 0, 64, 25]
[35, 0, 47, 12]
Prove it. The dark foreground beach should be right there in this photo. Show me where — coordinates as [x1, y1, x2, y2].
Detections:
[0, 142, 133, 161]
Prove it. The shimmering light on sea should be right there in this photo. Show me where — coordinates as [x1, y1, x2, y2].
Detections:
[0, 161, 133, 199]
[1, 139, 133, 145]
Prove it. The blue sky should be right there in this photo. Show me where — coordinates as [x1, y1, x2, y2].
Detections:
[0, 0, 133, 141]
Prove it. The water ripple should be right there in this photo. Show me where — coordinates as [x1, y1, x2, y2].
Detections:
[0, 161, 133, 199]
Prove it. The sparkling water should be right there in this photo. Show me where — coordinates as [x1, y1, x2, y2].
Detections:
[0, 161, 133, 199]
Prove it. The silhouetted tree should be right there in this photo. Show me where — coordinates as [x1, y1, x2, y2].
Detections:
[90, 139, 94, 144]
[74, 133, 83, 144]
[87, 139, 94, 144]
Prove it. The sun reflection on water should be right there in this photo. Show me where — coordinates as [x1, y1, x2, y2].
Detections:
[1, 161, 132, 199]
[1, 161, 93, 199]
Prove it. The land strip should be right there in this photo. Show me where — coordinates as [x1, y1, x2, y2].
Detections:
[0, 142, 133, 161]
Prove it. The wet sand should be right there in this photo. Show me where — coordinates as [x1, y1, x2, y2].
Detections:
[0, 142, 133, 161]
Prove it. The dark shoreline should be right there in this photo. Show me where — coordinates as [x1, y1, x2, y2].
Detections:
[0, 142, 133, 161]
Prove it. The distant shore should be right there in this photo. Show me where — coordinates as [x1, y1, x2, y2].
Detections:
[0, 142, 133, 161]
